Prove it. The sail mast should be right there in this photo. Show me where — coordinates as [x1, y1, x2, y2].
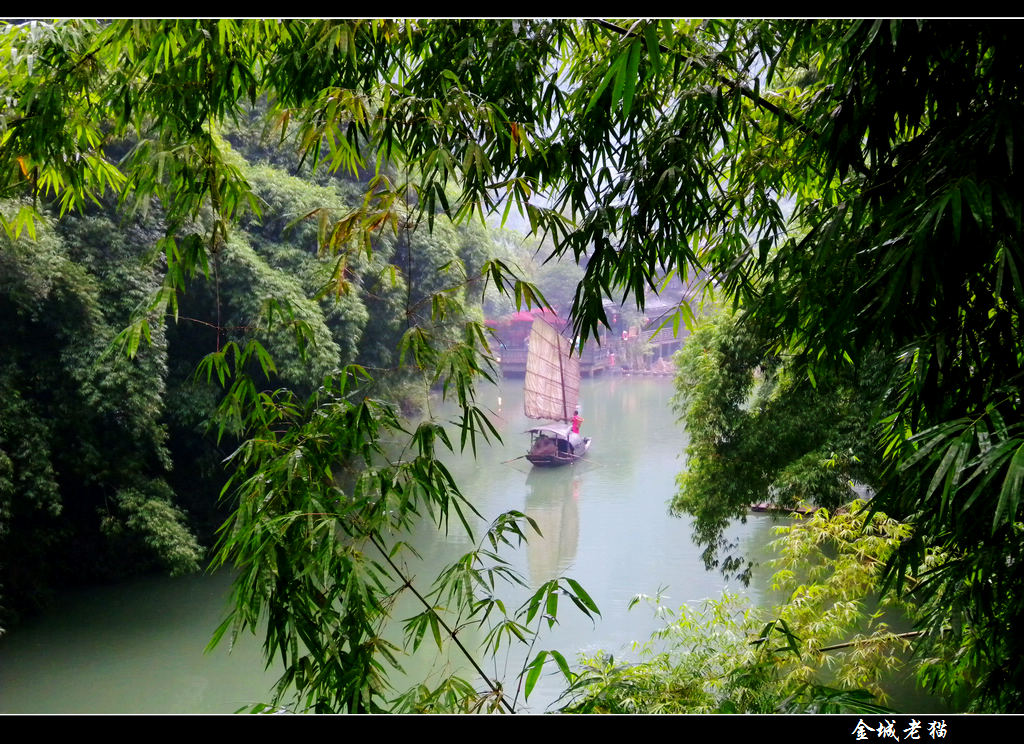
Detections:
[558, 334, 568, 422]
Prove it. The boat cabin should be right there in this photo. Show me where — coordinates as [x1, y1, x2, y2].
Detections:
[525, 423, 589, 466]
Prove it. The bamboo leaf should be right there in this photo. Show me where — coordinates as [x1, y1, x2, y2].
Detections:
[994, 442, 1024, 532]
[588, 51, 624, 112]
[545, 588, 558, 628]
[621, 39, 641, 118]
[564, 578, 600, 617]
[524, 650, 547, 699]
[429, 611, 443, 651]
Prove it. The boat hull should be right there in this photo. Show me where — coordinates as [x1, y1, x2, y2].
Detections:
[526, 437, 591, 467]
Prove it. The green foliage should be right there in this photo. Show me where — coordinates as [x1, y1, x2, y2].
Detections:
[562, 503, 922, 714]
[204, 330, 589, 712]
[0, 203, 200, 625]
[768, 503, 919, 702]
[100, 483, 202, 577]
[235, 159, 371, 365]
[671, 307, 884, 582]
[481, 231, 585, 318]
[562, 594, 772, 714]
[1, 20, 531, 629]
[618, 22, 1024, 709]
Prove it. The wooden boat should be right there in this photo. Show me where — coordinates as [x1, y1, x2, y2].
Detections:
[523, 318, 591, 467]
[749, 501, 816, 516]
[526, 423, 591, 467]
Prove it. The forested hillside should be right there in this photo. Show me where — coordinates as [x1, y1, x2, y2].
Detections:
[0, 120, 514, 625]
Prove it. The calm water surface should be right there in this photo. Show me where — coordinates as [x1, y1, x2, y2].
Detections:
[0, 376, 812, 713]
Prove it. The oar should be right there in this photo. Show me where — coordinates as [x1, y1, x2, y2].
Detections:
[502, 459, 532, 474]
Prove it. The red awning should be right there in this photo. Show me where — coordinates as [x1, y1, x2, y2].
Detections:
[508, 308, 560, 323]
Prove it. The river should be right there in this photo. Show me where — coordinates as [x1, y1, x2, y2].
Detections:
[0, 375, 930, 713]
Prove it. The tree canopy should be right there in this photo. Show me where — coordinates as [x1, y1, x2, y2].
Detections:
[670, 306, 887, 581]
[3, 18, 1024, 711]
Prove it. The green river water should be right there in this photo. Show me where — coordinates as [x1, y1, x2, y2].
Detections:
[0, 375, 940, 713]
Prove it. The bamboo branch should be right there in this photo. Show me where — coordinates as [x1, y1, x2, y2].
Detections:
[368, 533, 517, 714]
[591, 19, 872, 179]
[751, 629, 925, 653]
[591, 19, 812, 137]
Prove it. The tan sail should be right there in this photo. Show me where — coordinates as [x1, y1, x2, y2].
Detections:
[523, 318, 580, 422]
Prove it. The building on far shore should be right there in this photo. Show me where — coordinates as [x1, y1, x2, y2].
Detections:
[487, 273, 710, 378]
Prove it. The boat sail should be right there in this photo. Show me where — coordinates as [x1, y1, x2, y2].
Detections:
[523, 318, 591, 466]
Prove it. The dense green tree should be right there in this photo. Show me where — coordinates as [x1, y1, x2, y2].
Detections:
[0, 47, 510, 635]
[671, 307, 885, 582]
[0, 20, 569, 711]
[0, 204, 202, 624]
[564, 21, 1024, 710]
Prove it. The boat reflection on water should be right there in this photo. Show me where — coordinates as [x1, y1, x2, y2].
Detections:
[524, 468, 581, 587]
